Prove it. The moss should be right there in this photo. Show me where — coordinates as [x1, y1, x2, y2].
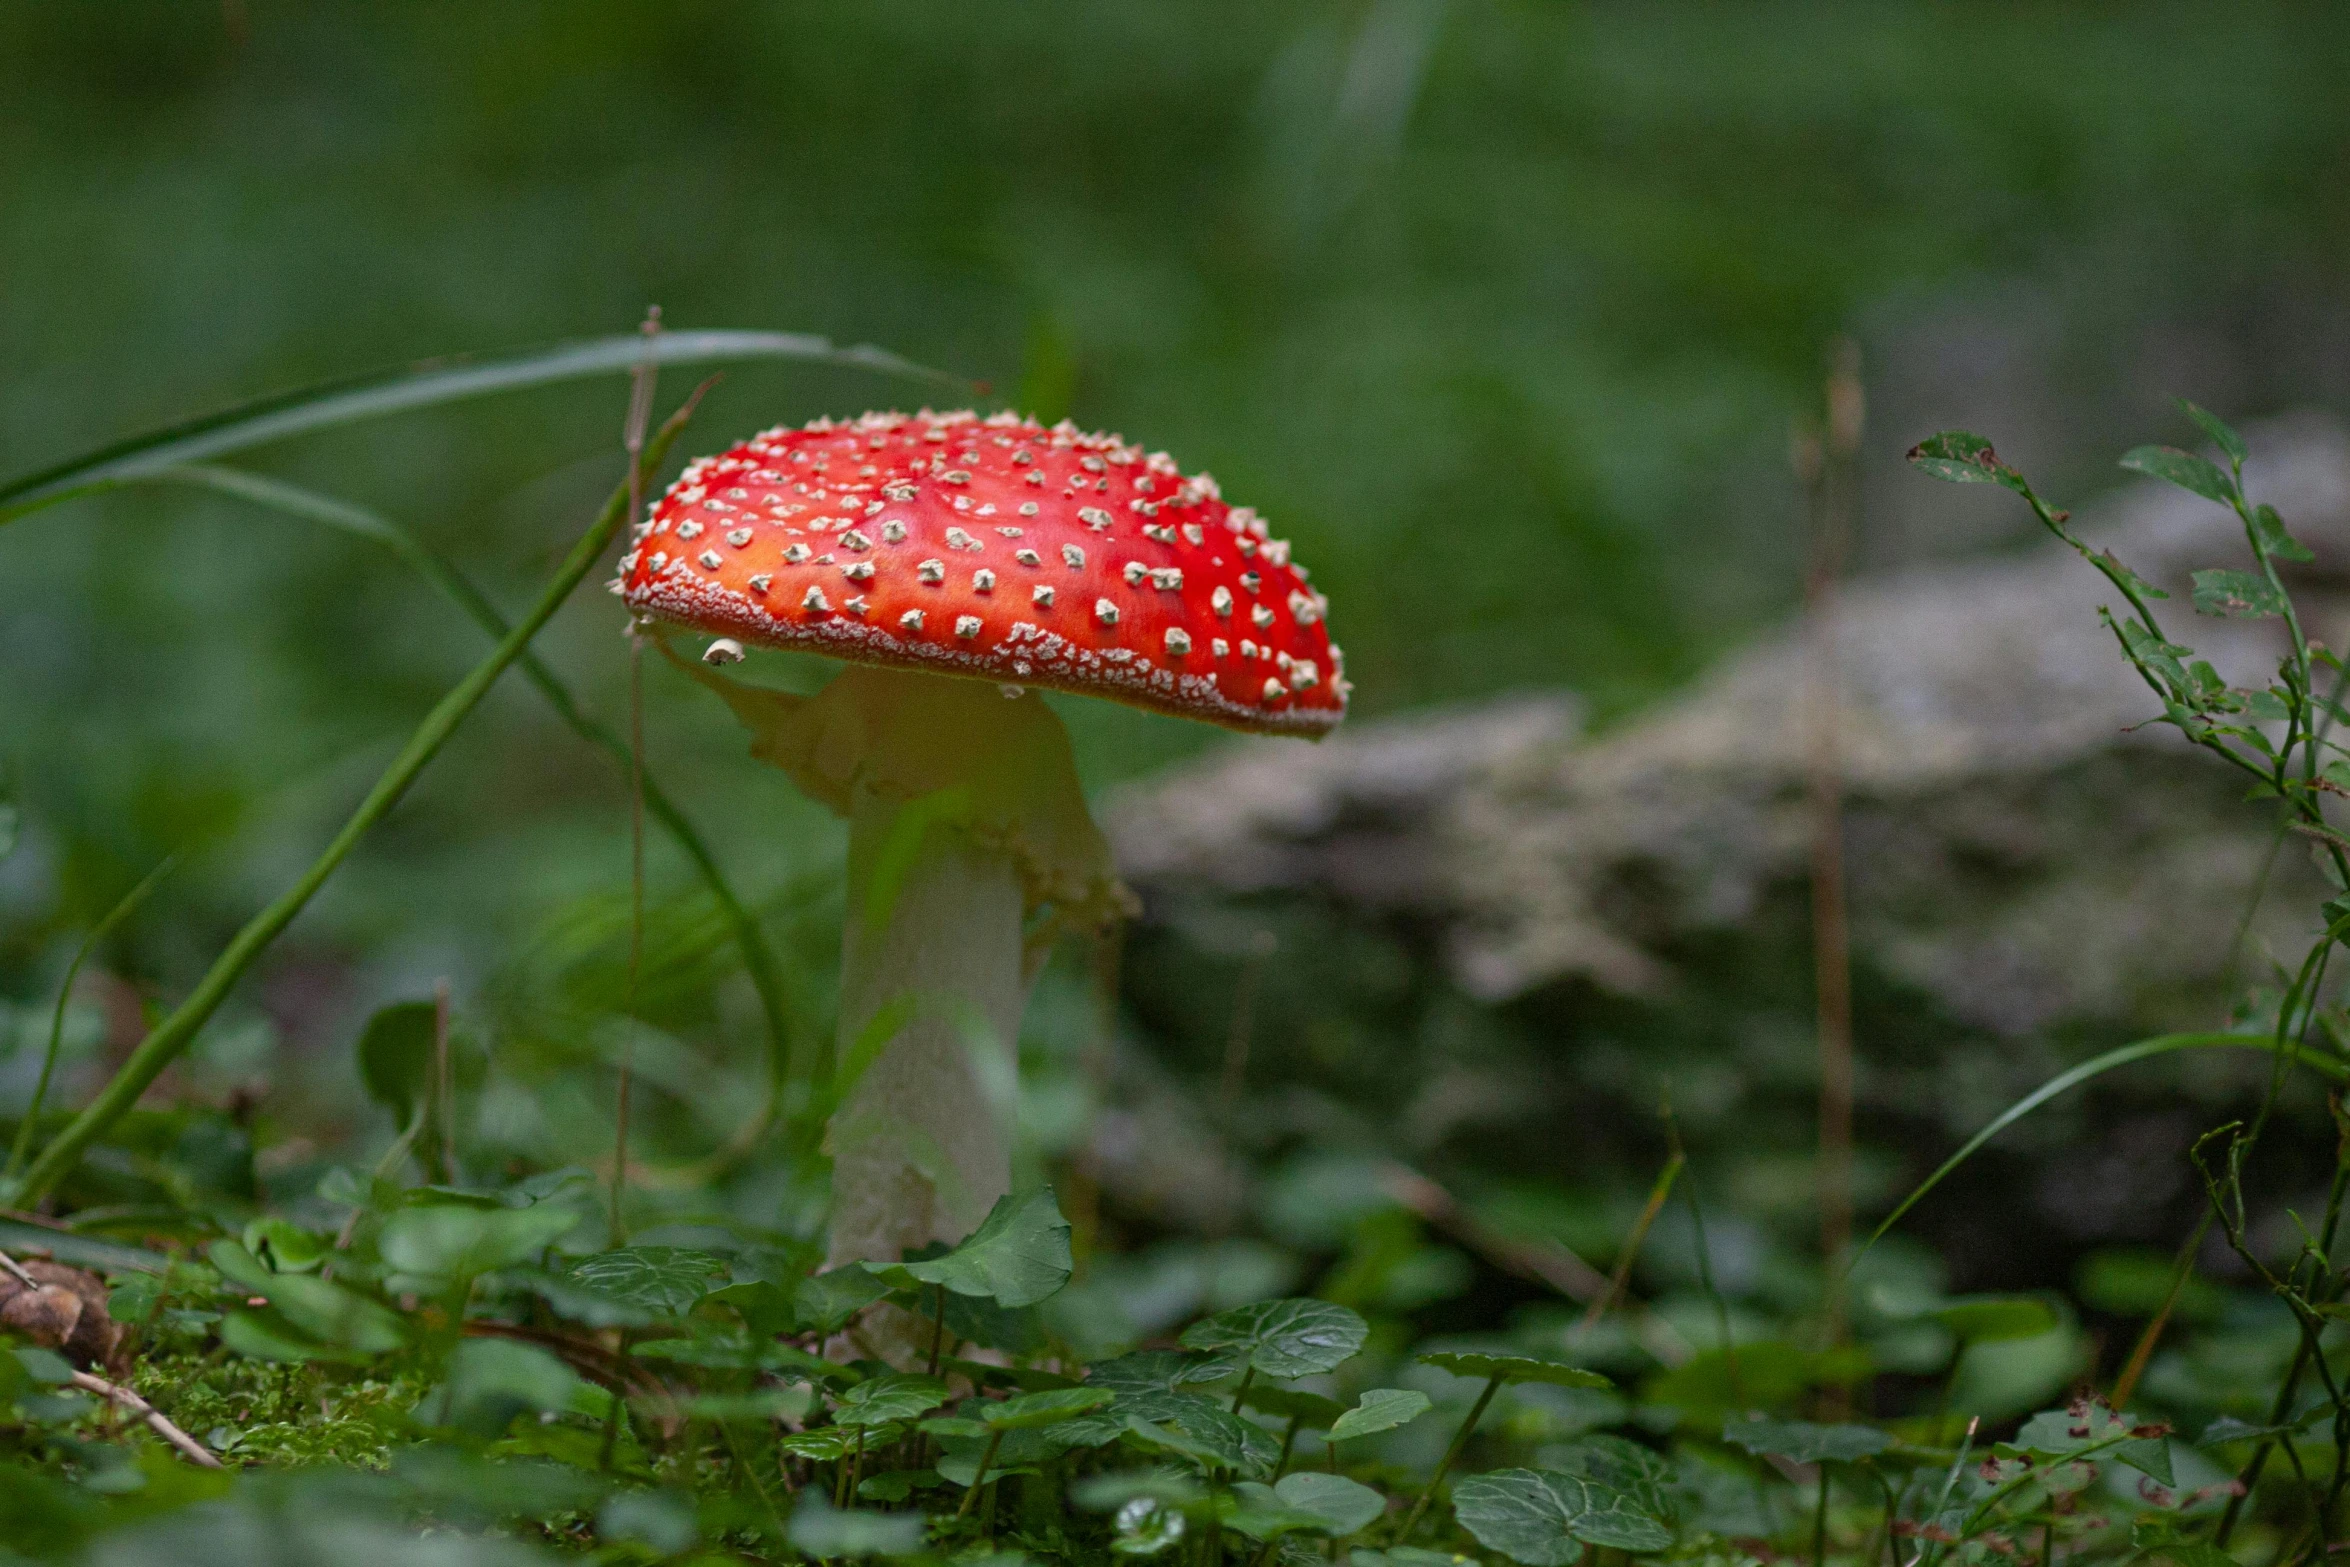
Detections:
[123, 1351, 427, 1470]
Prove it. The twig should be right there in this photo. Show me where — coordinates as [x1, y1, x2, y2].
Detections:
[1379, 1162, 1691, 1364]
[1581, 1146, 1684, 1332]
[0, 1245, 38, 1288]
[1803, 337, 1863, 1343]
[67, 1369, 222, 1469]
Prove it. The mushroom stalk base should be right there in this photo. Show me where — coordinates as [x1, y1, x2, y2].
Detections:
[826, 785, 1029, 1274]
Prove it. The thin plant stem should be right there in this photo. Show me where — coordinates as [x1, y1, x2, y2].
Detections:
[1203, 930, 1273, 1307]
[1684, 1173, 1742, 1407]
[2108, 1209, 2212, 1409]
[11, 382, 709, 1202]
[1400, 1374, 1503, 1541]
[927, 1282, 947, 1378]
[1814, 1465, 1831, 1567]
[957, 1429, 1005, 1519]
[1274, 1413, 1302, 1479]
[4, 853, 176, 1185]
[432, 977, 454, 1184]
[1803, 338, 1863, 1345]
[1230, 1367, 1257, 1416]
[1582, 1147, 1684, 1332]
[608, 311, 659, 1242]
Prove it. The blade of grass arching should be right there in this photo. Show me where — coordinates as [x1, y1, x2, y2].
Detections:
[1856, 1031, 2348, 1265]
[7, 384, 712, 1204]
[0, 329, 958, 527]
[148, 463, 811, 1168]
[3, 854, 178, 1183]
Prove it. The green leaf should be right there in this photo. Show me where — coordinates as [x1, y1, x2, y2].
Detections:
[2191, 569, 2285, 619]
[682, 1386, 817, 1423]
[985, 1386, 1116, 1429]
[935, 1286, 1046, 1353]
[854, 1470, 941, 1504]
[1225, 1484, 1335, 1541]
[1452, 1457, 1674, 1563]
[1088, 1351, 1222, 1395]
[1179, 1297, 1369, 1377]
[378, 1201, 581, 1292]
[786, 1492, 929, 1559]
[2011, 1401, 2174, 1485]
[1270, 1472, 1387, 1536]
[2253, 503, 2314, 563]
[1330, 1388, 1433, 1441]
[0, 329, 955, 527]
[781, 1426, 872, 1462]
[1106, 1493, 1191, 1556]
[239, 1217, 328, 1274]
[1242, 1387, 1349, 1429]
[861, 1187, 1073, 1308]
[1927, 1296, 2061, 1343]
[355, 1001, 438, 1127]
[561, 1247, 726, 1317]
[795, 1266, 892, 1333]
[205, 1239, 406, 1355]
[1416, 1351, 1611, 1390]
[1060, 1387, 1280, 1475]
[218, 1306, 348, 1364]
[1721, 1417, 1888, 1464]
[1907, 431, 2022, 492]
[505, 1266, 667, 1330]
[431, 1337, 595, 1439]
[934, 1420, 1072, 1485]
[2179, 400, 2249, 466]
[836, 1373, 951, 1429]
[632, 1324, 832, 1376]
[2122, 445, 2236, 504]
[704, 1278, 796, 1338]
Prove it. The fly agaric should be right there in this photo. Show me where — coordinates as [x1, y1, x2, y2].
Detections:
[614, 409, 1345, 1277]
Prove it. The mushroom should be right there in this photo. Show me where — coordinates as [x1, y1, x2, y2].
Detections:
[614, 410, 1346, 1278]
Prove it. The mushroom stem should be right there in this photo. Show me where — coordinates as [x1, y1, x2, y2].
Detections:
[827, 783, 1030, 1268]
[653, 651, 1131, 1291]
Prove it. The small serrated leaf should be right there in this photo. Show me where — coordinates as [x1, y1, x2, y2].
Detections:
[1329, 1387, 1432, 1441]
[1907, 430, 2023, 491]
[2094, 550, 2170, 600]
[2191, 569, 2284, 619]
[2254, 503, 2315, 563]
[2122, 445, 2236, 505]
[2179, 400, 2249, 466]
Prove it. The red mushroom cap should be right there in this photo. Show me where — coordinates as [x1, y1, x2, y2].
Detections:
[614, 410, 1347, 735]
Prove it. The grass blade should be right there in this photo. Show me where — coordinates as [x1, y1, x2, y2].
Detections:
[0, 329, 958, 526]
[1858, 1031, 2346, 1263]
[148, 463, 813, 1171]
[2, 854, 178, 1181]
[6, 384, 712, 1203]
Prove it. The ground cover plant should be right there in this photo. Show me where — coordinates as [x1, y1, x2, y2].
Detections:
[10, 343, 2350, 1567]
